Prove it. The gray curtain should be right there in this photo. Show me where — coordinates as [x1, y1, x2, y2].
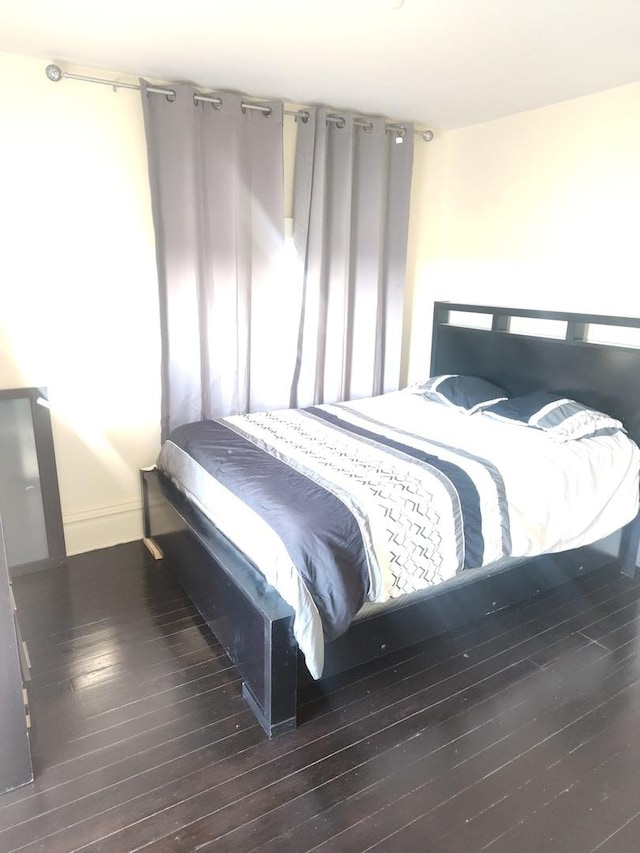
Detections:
[141, 83, 285, 439]
[290, 107, 414, 408]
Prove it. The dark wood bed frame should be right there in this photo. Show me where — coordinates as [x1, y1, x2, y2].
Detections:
[141, 302, 640, 737]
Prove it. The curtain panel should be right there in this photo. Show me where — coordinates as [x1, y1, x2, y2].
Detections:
[291, 107, 414, 409]
[141, 83, 285, 439]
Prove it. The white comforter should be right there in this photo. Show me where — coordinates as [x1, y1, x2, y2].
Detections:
[157, 391, 640, 678]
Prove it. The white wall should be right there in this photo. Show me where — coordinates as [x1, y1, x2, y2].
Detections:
[0, 52, 161, 554]
[0, 54, 309, 556]
[407, 81, 640, 380]
[4, 50, 639, 554]
[404, 130, 449, 383]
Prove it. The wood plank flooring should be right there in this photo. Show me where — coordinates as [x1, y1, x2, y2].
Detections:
[1, 543, 640, 852]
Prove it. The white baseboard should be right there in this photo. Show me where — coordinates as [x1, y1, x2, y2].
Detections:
[63, 500, 143, 556]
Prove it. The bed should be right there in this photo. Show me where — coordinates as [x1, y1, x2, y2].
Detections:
[141, 302, 640, 736]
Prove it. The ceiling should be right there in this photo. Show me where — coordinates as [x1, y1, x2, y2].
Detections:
[3, 0, 640, 130]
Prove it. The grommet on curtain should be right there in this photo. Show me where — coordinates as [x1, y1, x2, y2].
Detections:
[241, 103, 273, 117]
[165, 90, 176, 103]
[194, 93, 223, 109]
[363, 122, 373, 133]
[298, 110, 311, 124]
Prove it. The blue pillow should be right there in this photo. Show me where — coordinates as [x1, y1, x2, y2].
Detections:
[481, 392, 625, 442]
[479, 391, 559, 424]
[416, 374, 508, 414]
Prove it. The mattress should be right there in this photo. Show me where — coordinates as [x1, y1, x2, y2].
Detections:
[157, 390, 640, 678]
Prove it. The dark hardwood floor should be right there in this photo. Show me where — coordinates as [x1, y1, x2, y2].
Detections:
[1, 543, 640, 852]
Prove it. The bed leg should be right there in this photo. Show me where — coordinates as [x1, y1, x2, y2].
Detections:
[241, 615, 298, 738]
[242, 681, 297, 738]
[620, 512, 640, 578]
[140, 470, 164, 559]
[143, 537, 164, 560]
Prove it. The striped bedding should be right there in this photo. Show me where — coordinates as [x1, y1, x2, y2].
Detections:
[157, 391, 640, 677]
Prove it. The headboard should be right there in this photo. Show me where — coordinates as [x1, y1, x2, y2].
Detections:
[431, 302, 640, 447]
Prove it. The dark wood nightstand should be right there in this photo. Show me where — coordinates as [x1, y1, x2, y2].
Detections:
[0, 519, 33, 793]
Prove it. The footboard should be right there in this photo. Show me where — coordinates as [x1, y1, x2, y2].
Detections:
[142, 466, 639, 738]
[141, 468, 298, 737]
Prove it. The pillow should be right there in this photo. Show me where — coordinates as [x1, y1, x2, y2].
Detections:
[414, 374, 508, 414]
[480, 391, 625, 442]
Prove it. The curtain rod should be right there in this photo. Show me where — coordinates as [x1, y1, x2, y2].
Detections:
[44, 64, 435, 142]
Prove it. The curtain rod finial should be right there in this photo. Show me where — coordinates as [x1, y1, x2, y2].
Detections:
[46, 64, 64, 82]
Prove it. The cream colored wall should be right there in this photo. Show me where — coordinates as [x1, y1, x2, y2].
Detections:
[403, 130, 449, 383]
[0, 52, 161, 554]
[406, 81, 640, 381]
[5, 50, 638, 555]
[0, 55, 305, 556]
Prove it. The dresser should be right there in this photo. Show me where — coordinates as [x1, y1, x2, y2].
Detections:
[0, 388, 66, 577]
[0, 520, 33, 793]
